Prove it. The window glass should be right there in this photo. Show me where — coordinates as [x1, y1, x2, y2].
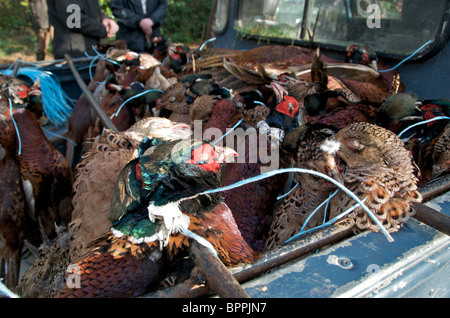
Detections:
[237, 0, 306, 39]
[214, 0, 230, 34]
[237, 0, 448, 56]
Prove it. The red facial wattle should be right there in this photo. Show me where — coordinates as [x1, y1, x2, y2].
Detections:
[187, 143, 220, 173]
[17, 85, 30, 99]
[276, 96, 299, 118]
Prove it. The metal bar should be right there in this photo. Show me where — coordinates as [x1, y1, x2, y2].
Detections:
[64, 54, 118, 132]
[411, 175, 450, 235]
[0, 56, 95, 71]
[188, 241, 250, 298]
[413, 202, 450, 236]
[419, 174, 450, 202]
[143, 218, 355, 298]
[11, 58, 21, 78]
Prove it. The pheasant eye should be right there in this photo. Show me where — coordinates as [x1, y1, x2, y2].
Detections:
[17, 85, 30, 99]
[195, 152, 211, 165]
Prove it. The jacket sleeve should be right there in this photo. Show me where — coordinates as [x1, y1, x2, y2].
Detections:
[148, 0, 168, 29]
[54, 0, 107, 39]
[110, 0, 144, 29]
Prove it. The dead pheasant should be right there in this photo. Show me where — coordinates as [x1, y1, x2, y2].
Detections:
[264, 124, 340, 251]
[55, 138, 258, 297]
[327, 122, 422, 233]
[0, 115, 25, 289]
[15, 117, 192, 297]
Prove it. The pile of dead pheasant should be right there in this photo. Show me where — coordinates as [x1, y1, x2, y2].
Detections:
[1, 40, 448, 298]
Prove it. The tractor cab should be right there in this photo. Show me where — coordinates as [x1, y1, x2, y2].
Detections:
[212, 0, 450, 98]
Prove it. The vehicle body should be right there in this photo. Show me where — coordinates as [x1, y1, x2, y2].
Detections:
[210, 0, 450, 297]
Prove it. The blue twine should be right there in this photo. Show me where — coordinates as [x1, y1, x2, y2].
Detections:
[290, 188, 339, 242]
[1, 68, 74, 126]
[162, 56, 169, 67]
[84, 47, 122, 83]
[199, 37, 216, 51]
[115, 89, 164, 117]
[6, 59, 40, 71]
[89, 54, 101, 82]
[285, 198, 367, 243]
[91, 46, 122, 68]
[212, 117, 244, 145]
[379, 40, 432, 73]
[8, 99, 22, 155]
[0, 281, 19, 298]
[277, 163, 296, 201]
[277, 181, 299, 200]
[179, 224, 218, 257]
[398, 116, 450, 139]
[41, 126, 77, 146]
[200, 167, 394, 242]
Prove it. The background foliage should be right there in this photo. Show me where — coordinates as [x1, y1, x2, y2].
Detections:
[0, 0, 213, 60]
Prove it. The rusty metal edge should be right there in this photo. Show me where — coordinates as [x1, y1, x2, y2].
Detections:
[418, 174, 450, 202]
[411, 174, 450, 236]
[188, 241, 250, 298]
[64, 54, 118, 132]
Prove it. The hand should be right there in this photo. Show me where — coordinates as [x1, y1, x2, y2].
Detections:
[139, 18, 154, 37]
[102, 18, 119, 38]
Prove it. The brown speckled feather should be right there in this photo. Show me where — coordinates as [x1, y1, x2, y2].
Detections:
[0, 115, 25, 288]
[264, 125, 339, 251]
[16, 118, 191, 297]
[9, 109, 73, 238]
[328, 122, 422, 232]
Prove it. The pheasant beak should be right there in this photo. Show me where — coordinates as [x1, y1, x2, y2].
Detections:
[324, 155, 344, 185]
[108, 83, 123, 92]
[214, 146, 238, 164]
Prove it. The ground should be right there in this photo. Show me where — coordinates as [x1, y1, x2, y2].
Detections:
[0, 52, 55, 65]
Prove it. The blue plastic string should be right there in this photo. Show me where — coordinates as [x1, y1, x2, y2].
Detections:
[212, 117, 244, 145]
[398, 116, 450, 139]
[162, 56, 169, 67]
[285, 197, 367, 244]
[41, 126, 77, 146]
[1, 68, 74, 126]
[379, 40, 432, 73]
[9, 99, 22, 155]
[199, 37, 216, 51]
[114, 89, 164, 117]
[200, 168, 394, 242]
[6, 60, 40, 71]
[89, 54, 101, 82]
[0, 281, 19, 298]
[91, 45, 122, 68]
[296, 188, 339, 237]
[277, 181, 299, 200]
[179, 224, 218, 257]
[277, 162, 296, 201]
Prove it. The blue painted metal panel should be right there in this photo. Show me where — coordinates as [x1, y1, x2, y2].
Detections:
[241, 192, 450, 298]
